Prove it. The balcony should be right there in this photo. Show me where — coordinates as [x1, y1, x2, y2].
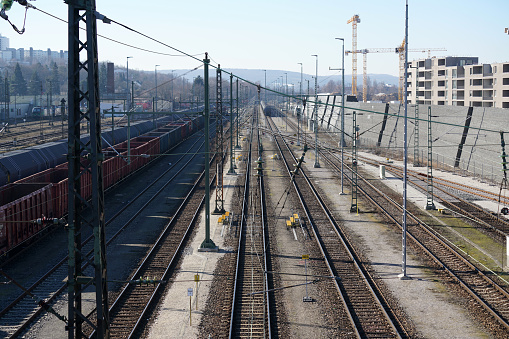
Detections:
[452, 90, 465, 100]
[471, 78, 482, 86]
[483, 79, 494, 89]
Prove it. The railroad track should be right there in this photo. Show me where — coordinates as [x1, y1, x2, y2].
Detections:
[97, 152, 217, 338]
[282, 113, 509, 241]
[279, 109, 509, 336]
[0, 117, 128, 151]
[0, 131, 208, 338]
[228, 106, 274, 338]
[265, 110, 404, 338]
[352, 155, 509, 240]
[320, 148, 509, 337]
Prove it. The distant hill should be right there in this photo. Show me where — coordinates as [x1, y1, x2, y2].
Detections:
[160, 68, 399, 87]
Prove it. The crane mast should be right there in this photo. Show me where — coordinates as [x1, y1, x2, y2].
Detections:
[346, 44, 446, 102]
[347, 14, 361, 97]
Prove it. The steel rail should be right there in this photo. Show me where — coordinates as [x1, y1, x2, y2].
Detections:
[321, 149, 509, 332]
[1, 131, 206, 338]
[228, 106, 273, 338]
[264, 114, 363, 337]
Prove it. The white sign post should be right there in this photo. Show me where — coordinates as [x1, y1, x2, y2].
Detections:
[188, 288, 193, 326]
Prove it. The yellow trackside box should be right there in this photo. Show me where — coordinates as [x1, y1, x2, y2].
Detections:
[286, 220, 292, 228]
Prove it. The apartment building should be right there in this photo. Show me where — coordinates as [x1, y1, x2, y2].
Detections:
[407, 56, 509, 109]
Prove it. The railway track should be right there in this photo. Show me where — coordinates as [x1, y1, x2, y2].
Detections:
[228, 106, 274, 338]
[266, 106, 509, 336]
[353, 155, 509, 240]
[283, 112, 509, 242]
[265, 110, 404, 338]
[320, 148, 509, 337]
[0, 117, 128, 151]
[96, 151, 218, 338]
[0, 131, 208, 338]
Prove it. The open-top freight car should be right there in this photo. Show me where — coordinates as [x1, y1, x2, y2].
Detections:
[0, 116, 203, 255]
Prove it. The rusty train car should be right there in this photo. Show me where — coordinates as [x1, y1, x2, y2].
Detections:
[0, 116, 203, 255]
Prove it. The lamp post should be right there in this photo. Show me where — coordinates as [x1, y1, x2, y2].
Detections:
[155, 65, 160, 112]
[336, 37, 346, 194]
[284, 72, 288, 131]
[126, 56, 133, 111]
[280, 76, 284, 107]
[312, 54, 320, 168]
[171, 70, 175, 110]
[306, 79, 310, 124]
[263, 69, 267, 104]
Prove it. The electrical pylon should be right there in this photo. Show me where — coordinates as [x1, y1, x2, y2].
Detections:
[65, 0, 109, 338]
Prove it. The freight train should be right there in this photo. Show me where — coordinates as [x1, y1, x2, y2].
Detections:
[0, 115, 204, 255]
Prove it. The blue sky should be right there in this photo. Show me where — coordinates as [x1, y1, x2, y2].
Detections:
[1, 0, 508, 82]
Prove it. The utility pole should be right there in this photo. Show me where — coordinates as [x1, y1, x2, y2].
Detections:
[297, 62, 303, 146]
[235, 78, 241, 149]
[214, 67, 225, 214]
[284, 72, 288, 131]
[312, 55, 320, 168]
[263, 69, 267, 104]
[65, 1, 109, 338]
[171, 70, 175, 110]
[228, 74, 236, 174]
[306, 79, 310, 124]
[351, 111, 358, 213]
[155, 64, 159, 112]
[400, 0, 410, 280]
[426, 106, 436, 210]
[126, 56, 132, 111]
[200, 53, 218, 251]
[334, 37, 346, 194]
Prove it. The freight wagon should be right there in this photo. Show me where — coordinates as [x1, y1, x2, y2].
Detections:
[0, 115, 189, 187]
[0, 115, 203, 255]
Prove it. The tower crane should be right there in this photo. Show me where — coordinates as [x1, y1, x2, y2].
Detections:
[346, 42, 446, 102]
[347, 14, 361, 96]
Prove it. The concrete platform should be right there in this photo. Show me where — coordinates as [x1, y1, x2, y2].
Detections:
[147, 166, 239, 338]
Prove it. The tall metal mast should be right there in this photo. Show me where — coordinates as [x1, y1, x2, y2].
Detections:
[214, 67, 225, 214]
[65, 0, 109, 338]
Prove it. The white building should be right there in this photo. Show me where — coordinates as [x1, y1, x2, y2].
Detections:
[407, 56, 509, 109]
[0, 34, 9, 51]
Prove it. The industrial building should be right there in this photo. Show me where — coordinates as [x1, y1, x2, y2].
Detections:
[407, 56, 509, 108]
